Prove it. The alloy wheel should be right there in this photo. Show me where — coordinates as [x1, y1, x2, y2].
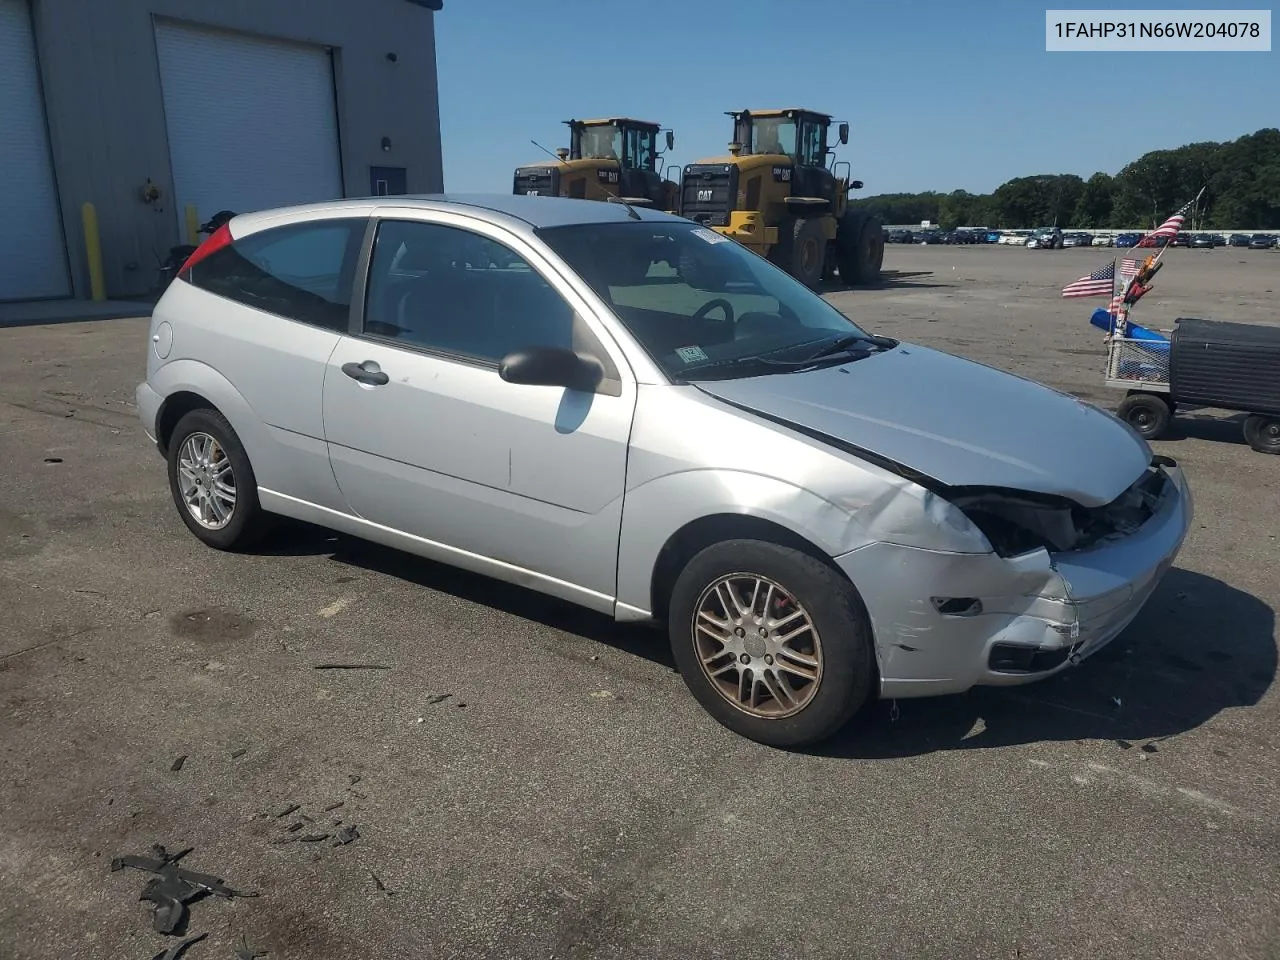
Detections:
[691, 574, 823, 719]
[176, 431, 236, 530]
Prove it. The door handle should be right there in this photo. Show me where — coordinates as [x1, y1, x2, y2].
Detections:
[341, 361, 389, 386]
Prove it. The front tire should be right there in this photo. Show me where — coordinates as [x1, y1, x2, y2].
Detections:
[668, 539, 875, 748]
[789, 218, 827, 290]
[166, 408, 270, 550]
[1116, 393, 1172, 440]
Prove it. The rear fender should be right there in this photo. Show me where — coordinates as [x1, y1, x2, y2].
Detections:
[149, 359, 277, 487]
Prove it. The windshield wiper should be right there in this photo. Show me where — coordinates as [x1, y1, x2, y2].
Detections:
[800, 334, 876, 363]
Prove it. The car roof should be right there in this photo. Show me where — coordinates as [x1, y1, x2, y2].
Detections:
[231, 193, 688, 236]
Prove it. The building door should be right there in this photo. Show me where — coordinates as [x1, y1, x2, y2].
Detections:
[0, 0, 70, 300]
[369, 166, 408, 197]
[153, 20, 344, 234]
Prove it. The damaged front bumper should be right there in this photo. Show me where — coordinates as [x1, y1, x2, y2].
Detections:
[835, 462, 1193, 699]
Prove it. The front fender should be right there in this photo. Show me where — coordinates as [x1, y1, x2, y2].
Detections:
[148, 359, 280, 489]
[614, 468, 876, 618]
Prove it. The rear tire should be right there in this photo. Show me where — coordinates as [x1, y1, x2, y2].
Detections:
[668, 539, 875, 749]
[166, 408, 271, 551]
[1243, 415, 1280, 455]
[1116, 393, 1172, 440]
[836, 211, 884, 286]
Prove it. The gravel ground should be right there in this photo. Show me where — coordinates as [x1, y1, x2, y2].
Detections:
[1, 244, 1277, 960]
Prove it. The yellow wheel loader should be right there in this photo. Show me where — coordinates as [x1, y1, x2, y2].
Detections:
[513, 117, 680, 212]
[679, 108, 884, 289]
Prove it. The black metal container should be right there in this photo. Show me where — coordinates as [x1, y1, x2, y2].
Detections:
[1169, 317, 1280, 415]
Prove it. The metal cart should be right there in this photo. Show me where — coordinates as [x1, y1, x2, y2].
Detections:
[1106, 317, 1280, 454]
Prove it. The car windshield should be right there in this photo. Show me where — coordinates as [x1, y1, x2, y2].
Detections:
[537, 220, 874, 381]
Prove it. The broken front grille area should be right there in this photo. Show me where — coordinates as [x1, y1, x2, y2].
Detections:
[947, 465, 1174, 559]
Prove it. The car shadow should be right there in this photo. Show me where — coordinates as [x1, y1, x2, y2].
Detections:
[249, 530, 1273, 755]
[816, 567, 1275, 759]
[251, 520, 677, 671]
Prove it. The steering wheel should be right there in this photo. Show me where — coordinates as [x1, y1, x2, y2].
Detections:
[692, 298, 735, 324]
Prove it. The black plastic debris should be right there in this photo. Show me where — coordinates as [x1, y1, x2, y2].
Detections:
[112, 845, 256, 935]
[323, 801, 344, 812]
[170, 755, 188, 773]
[298, 833, 330, 843]
[151, 931, 207, 960]
[272, 804, 300, 819]
[425, 694, 451, 706]
[348, 775, 362, 786]
[332, 825, 360, 847]
[43, 457, 63, 464]
[312, 663, 392, 671]
[230, 749, 247, 759]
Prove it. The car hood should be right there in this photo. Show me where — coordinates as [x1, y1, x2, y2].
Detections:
[694, 344, 1152, 508]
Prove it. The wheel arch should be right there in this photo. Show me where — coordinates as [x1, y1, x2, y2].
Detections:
[148, 360, 274, 482]
[649, 513, 846, 623]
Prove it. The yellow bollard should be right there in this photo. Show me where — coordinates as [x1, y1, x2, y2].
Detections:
[184, 205, 199, 246]
[81, 202, 106, 302]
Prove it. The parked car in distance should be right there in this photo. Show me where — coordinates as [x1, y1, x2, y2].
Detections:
[1170, 234, 1192, 248]
[887, 229, 914, 244]
[1114, 232, 1142, 248]
[917, 230, 943, 244]
[1026, 226, 1063, 249]
[1248, 233, 1277, 249]
[1062, 232, 1094, 248]
[1228, 233, 1252, 247]
[1190, 234, 1216, 249]
[134, 194, 1194, 748]
[985, 230, 1002, 244]
[1092, 234, 1114, 246]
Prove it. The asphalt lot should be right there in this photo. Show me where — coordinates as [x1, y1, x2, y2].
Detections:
[1, 245, 1277, 960]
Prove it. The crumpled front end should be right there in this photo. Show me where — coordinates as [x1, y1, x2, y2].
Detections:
[835, 459, 1193, 698]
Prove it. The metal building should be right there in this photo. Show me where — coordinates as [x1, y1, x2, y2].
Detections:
[0, 0, 443, 302]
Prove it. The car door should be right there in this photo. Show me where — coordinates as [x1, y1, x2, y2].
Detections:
[176, 213, 368, 510]
[321, 210, 637, 611]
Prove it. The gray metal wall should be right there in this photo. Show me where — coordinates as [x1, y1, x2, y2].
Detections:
[29, 0, 443, 299]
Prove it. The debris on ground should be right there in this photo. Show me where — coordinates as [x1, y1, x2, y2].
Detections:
[170, 755, 188, 772]
[111, 844, 256, 935]
[332, 825, 360, 846]
[312, 663, 392, 671]
[234, 934, 269, 959]
[150, 931, 207, 960]
[272, 804, 300, 819]
[299, 833, 330, 843]
[323, 801, 344, 812]
[230, 749, 247, 759]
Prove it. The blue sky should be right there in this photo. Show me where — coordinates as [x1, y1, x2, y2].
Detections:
[434, 0, 1277, 196]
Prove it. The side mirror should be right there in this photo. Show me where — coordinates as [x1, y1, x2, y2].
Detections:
[498, 346, 603, 392]
[850, 179, 864, 190]
[838, 122, 850, 145]
[666, 130, 675, 152]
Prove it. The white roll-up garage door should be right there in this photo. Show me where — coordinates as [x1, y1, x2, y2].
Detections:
[154, 20, 344, 233]
[0, 0, 70, 300]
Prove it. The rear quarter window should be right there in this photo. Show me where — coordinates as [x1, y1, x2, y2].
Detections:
[185, 218, 366, 331]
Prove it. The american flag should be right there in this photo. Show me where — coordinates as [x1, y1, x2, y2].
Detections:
[1062, 259, 1116, 298]
[1147, 197, 1196, 241]
[1108, 258, 1143, 312]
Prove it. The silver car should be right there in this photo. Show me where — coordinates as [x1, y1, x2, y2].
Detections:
[136, 195, 1193, 748]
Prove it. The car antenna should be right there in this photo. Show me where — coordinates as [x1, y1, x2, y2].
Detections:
[529, 139, 642, 221]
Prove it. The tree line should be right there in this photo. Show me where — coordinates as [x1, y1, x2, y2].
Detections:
[849, 128, 1280, 231]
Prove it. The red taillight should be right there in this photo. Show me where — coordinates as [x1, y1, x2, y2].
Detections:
[179, 222, 234, 275]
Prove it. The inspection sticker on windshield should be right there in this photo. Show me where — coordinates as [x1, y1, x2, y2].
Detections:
[676, 345, 709, 363]
[691, 227, 729, 245]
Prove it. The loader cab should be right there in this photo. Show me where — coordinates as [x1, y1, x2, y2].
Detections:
[735, 109, 849, 208]
[568, 118, 675, 206]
